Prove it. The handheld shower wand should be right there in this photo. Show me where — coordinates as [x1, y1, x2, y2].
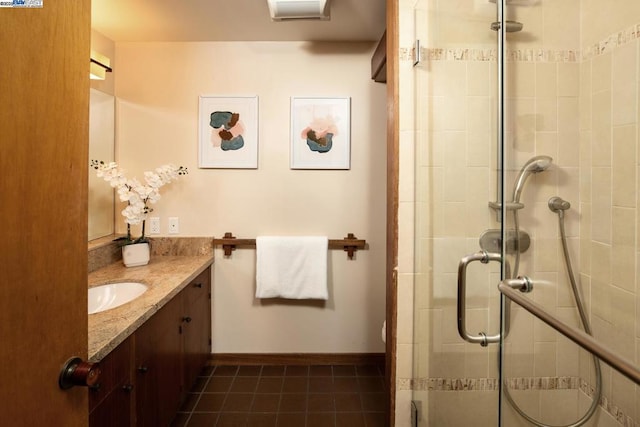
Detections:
[511, 155, 553, 203]
[510, 155, 553, 277]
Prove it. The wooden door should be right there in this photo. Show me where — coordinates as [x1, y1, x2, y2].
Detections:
[0, 1, 91, 426]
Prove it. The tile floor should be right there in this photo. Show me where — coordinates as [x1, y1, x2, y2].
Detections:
[171, 364, 387, 427]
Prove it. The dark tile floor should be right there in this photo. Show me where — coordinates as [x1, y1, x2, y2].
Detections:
[171, 364, 387, 427]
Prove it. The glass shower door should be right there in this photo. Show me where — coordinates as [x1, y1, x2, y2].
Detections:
[410, 0, 503, 425]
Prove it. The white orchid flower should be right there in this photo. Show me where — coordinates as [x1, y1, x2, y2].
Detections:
[91, 160, 188, 243]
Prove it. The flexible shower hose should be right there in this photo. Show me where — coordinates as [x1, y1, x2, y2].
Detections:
[504, 207, 602, 427]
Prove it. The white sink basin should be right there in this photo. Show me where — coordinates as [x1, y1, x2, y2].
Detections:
[88, 282, 148, 314]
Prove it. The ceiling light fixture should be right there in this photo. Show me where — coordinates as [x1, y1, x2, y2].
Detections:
[267, 0, 330, 21]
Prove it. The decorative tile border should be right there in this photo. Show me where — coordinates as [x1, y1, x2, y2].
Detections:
[418, 47, 578, 63]
[402, 22, 640, 63]
[401, 376, 638, 426]
[582, 23, 640, 60]
[579, 379, 637, 427]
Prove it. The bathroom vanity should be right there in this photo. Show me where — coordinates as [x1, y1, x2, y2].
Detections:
[87, 249, 213, 427]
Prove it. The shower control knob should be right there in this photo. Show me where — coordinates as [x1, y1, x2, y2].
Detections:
[548, 196, 571, 212]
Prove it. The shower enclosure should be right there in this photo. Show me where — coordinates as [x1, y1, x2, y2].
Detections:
[402, 0, 640, 425]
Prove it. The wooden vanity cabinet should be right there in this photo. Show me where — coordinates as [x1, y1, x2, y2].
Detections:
[135, 294, 183, 427]
[181, 267, 212, 393]
[89, 336, 134, 427]
[89, 266, 212, 427]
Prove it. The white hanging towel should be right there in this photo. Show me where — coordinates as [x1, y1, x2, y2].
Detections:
[256, 236, 328, 300]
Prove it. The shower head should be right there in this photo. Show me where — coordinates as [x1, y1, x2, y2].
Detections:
[511, 155, 553, 203]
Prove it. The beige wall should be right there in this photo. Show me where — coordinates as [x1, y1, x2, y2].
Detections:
[113, 41, 387, 353]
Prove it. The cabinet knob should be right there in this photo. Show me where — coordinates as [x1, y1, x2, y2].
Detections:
[182, 316, 192, 323]
[122, 384, 134, 392]
[59, 357, 101, 390]
[194, 283, 203, 288]
[137, 366, 149, 373]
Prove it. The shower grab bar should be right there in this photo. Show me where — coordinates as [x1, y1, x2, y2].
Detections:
[499, 279, 640, 386]
[457, 251, 507, 347]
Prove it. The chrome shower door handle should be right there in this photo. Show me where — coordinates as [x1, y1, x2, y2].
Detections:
[457, 251, 503, 347]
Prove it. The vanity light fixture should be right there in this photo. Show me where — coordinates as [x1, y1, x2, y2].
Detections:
[89, 50, 112, 80]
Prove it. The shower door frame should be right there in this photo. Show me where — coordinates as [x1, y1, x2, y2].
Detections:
[496, 1, 508, 426]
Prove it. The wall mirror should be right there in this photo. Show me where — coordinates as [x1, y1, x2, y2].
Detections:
[88, 88, 115, 241]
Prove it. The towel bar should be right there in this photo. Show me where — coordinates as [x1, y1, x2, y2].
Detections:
[213, 232, 367, 260]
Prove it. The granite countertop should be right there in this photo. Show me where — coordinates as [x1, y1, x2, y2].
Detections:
[88, 255, 214, 362]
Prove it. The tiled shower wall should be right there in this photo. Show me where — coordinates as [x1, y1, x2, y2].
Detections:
[395, 0, 640, 425]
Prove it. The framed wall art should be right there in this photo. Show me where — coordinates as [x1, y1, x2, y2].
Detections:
[290, 97, 351, 170]
[198, 95, 258, 169]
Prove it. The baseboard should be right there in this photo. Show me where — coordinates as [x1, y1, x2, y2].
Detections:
[209, 353, 385, 366]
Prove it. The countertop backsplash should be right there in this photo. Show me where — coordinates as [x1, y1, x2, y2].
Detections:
[88, 235, 214, 272]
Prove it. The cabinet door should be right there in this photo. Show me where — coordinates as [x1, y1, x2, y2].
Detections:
[135, 296, 183, 427]
[89, 336, 134, 427]
[182, 267, 212, 394]
[89, 385, 134, 427]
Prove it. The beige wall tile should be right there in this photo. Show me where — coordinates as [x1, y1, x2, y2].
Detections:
[612, 124, 637, 207]
[579, 132, 592, 203]
[442, 202, 467, 237]
[591, 167, 612, 243]
[536, 62, 558, 99]
[612, 243, 636, 293]
[558, 97, 580, 133]
[542, 0, 580, 49]
[443, 131, 467, 202]
[397, 273, 416, 345]
[535, 132, 558, 162]
[465, 167, 493, 236]
[612, 42, 638, 126]
[398, 201, 416, 274]
[591, 90, 612, 167]
[534, 342, 557, 377]
[430, 61, 468, 97]
[464, 341, 489, 378]
[580, 61, 592, 131]
[507, 61, 535, 98]
[536, 97, 558, 132]
[591, 52, 612, 94]
[558, 62, 580, 97]
[539, 390, 579, 425]
[467, 130, 492, 167]
[558, 131, 580, 167]
[467, 61, 493, 97]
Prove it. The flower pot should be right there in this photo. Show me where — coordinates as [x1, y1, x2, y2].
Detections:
[122, 242, 150, 267]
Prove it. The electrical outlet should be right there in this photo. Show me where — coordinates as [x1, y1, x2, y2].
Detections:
[168, 217, 179, 234]
[149, 217, 160, 234]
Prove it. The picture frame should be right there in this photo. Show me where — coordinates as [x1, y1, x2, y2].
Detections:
[290, 97, 351, 170]
[198, 95, 258, 169]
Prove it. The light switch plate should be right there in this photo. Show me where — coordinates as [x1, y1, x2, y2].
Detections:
[168, 217, 179, 234]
